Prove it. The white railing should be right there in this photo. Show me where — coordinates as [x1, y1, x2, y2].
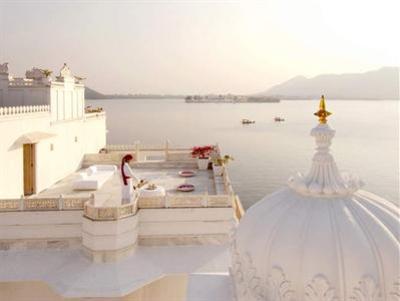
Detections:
[0, 195, 90, 212]
[138, 193, 233, 209]
[82, 193, 233, 221]
[102, 141, 193, 163]
[0, 105, 50, 117]
[84, 200, 137, 221]
[105, 142, 190, 152]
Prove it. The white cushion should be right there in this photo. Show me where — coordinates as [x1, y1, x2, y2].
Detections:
[72, 165, 117, 191]
[94, 164, 117, 172]
[87, 166, 97, 175]
[73, 179, 99, 190]
[78, 173, 87, 180]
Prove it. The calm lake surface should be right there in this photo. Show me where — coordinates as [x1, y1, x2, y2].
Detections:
[88, 98, 399, 208]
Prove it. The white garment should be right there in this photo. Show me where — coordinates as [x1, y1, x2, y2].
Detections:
[121, 162, 139, 203]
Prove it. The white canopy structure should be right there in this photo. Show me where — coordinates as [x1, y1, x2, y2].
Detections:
[14, 131, 57, 145]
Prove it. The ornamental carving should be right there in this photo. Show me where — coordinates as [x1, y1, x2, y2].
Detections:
[305, 274, 337, 301]
[266, 266, 294, 301]
[390, 278, 400, 300]
[232, 250, 395, 301]
[97, 208, 115, 219]
[287, 113, 362, 197]
[118, 205, 133, 217]
[231, 249, 264, 300]
[0, 200, 19, 210]
[351, 276, 382, 301]
[59, 63, 72, 77]
[63, 198, 85, 209]
[25, 199, 58, 210]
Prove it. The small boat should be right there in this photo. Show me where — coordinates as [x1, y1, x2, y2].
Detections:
[274, 117, 285, 122]
[242, 119, 255, 124]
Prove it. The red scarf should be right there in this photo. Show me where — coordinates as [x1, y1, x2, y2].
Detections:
[121, 154, 133, 185]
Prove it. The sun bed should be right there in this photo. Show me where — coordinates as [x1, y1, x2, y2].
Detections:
[72, 165, 117, 190]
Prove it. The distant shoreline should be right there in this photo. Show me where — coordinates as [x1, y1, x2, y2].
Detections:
[184, 95, 280, 103]
[86, 96, 398, 101]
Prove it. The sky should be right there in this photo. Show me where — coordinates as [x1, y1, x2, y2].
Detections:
[0, 0, 399, 94]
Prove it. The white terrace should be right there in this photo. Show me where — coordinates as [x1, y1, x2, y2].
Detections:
[0, 143, 244, 264]
[3, 143, 241, 210]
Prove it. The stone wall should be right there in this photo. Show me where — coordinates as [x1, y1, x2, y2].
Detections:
[0, 112, 106, 198]
[0, 211, 82, 250]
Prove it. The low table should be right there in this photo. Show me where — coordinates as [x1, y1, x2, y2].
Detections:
[139, 185, 166, 197]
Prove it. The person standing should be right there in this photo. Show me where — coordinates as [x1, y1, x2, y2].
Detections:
[120, 154, 139, 204]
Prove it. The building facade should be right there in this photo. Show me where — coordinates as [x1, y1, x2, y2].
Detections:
[0, 63, 106, 198]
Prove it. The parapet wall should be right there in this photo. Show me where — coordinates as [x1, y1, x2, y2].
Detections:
[0, 205, 235, 259]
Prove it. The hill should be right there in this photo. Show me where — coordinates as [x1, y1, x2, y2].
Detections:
[85, 87, 108, 99]
[261, 67, 399, 100]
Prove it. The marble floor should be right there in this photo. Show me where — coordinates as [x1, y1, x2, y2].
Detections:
[0, 244, 231, 298]
[34, 165, 217, 206]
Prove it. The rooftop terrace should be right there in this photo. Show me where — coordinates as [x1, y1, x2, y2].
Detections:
[0, 143, 244, 221]
[37, 167, 217, 207]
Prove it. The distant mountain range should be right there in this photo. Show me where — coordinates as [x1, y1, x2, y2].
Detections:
[86, 67, 399, 100]
[260, 67, 399, 100]
[85, 87, 109, 99]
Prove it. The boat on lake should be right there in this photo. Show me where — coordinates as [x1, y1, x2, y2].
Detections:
[242, 119, 255, 124]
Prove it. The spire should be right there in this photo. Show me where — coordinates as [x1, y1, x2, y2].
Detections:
[313, 95, 331, 124]
[288, 96, 362, 196]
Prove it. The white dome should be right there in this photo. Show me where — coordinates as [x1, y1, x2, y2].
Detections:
[232, 99, 400, 301]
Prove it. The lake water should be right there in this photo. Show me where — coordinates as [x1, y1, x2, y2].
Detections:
[88, 98, 399, 208]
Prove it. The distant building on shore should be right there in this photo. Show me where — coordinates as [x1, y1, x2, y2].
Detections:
[185, 94, 280, 103]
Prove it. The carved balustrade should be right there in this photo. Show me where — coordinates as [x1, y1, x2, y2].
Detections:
[0, 196, 89, 212]
[0, 105, 50, 117]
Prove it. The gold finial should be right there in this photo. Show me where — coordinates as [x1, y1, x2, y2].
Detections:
[314, 95, 331, 124]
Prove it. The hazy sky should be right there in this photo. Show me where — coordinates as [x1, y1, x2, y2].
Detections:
[0, 0, 398, 94]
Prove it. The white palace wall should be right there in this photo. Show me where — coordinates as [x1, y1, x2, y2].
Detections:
[1, 82, 85, 122]
[0, 112, 106, 198]
[0, 63, 105, 197]
[50, 83, 85, 121]
[0, 206, 234, 252]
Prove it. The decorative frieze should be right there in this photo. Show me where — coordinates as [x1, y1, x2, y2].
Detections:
[351, 276, 381, 301]
[305, 275, 337, 301]
[231, 247, 395, 301]
[62, 198, 86, 210]
[0, 199, 20, 211]
[24, 198, 58, 210]
[0, 196, 88, 212]
[83, 201, 137, 221]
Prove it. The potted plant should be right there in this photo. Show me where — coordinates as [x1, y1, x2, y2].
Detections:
[212, 155, 234, 176]
[191, 145, 214, 170]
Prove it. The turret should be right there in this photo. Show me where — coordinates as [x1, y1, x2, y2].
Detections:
[0, 63, 10, 106]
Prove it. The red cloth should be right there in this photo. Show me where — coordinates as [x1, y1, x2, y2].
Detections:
[121, 154, 133, 185]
